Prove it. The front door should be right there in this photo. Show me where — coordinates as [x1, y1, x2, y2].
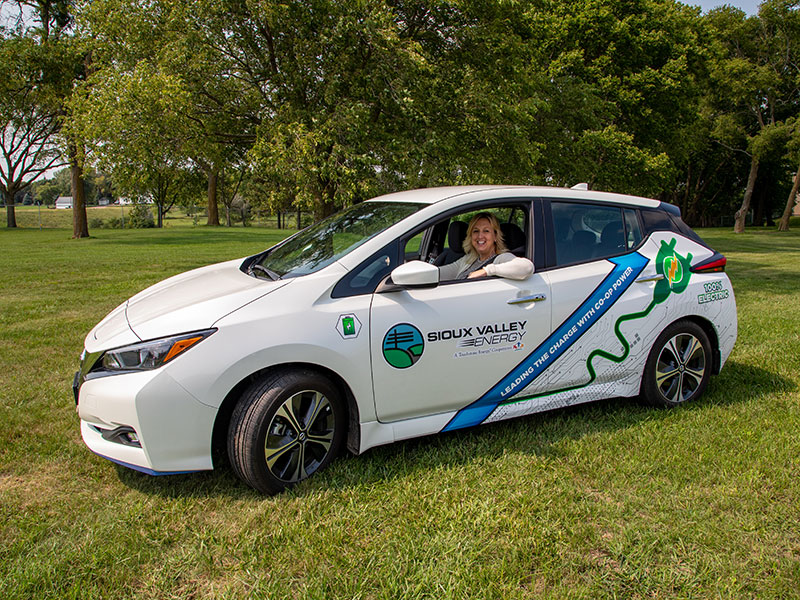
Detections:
[369, 274, 552, 424]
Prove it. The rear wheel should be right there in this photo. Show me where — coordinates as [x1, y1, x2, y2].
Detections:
[642, 320, 711, 408]
[228, 369, 345, 495]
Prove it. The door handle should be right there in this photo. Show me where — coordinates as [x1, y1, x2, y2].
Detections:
[507, 293, 547, 305]
[635, 274, 665, 283]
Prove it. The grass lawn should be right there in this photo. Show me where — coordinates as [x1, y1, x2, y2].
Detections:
[1, 222, 798, 599]
[10, 204, 301, 230]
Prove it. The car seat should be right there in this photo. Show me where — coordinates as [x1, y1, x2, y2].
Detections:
[565, 230, 597, 263]
[598, 222, 625, 257]
[434, 220, 467, 266]
[500, 222, 526, 257]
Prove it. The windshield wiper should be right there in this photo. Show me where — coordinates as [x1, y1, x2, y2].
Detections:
[249, 263, 280, 281]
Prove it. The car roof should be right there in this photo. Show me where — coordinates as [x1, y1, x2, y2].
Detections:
[368, 185, 662, 209]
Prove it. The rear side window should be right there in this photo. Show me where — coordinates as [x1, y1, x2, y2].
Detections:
[623, 209, 643, 249]
[551, 202, 628, 265]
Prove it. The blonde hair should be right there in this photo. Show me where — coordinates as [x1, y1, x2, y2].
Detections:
[462, 212, 508, 260]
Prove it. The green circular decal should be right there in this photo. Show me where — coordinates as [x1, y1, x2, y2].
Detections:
[382, 323, 424, 369]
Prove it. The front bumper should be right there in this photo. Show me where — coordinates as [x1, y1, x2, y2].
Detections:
[76, 368, 218, 474]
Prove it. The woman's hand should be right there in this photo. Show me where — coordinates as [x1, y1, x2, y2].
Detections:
[467, 268, 487, 279]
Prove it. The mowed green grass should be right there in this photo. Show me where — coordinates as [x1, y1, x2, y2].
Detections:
[1, 222, 798, 599]
[10, 204, 296, 229]
[11, 204, 191, 229]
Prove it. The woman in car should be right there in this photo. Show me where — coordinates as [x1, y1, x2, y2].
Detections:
[438, 212, 534, 281]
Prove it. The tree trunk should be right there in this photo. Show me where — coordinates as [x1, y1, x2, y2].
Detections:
[313, 193, 336, 221]
[752, 182, 766, 227]
[206, 169, 220, 226]
[778, 163, 800, 231]
[71, 149, 89, 238]
[4, 189, 17, 228]
[734, 156, 759, 233]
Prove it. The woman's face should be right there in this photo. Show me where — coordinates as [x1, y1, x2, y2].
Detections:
[470, 218, 497, 260]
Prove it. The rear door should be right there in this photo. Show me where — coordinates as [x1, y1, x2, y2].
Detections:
[529, 199, 650, 395]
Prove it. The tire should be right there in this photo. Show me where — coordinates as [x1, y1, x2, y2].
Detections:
[228, 369, 345, 495]
[641, 320, 712, 408]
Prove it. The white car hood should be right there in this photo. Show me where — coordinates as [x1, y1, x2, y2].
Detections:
[87, 259, 290, 351]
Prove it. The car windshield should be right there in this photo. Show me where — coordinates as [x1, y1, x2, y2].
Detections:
[254, 201, 424, 278]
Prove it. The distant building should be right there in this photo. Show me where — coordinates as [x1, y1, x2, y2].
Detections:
[55, 196, 73, 209]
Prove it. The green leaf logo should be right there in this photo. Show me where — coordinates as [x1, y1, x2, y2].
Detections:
[654, 238, 692, 303]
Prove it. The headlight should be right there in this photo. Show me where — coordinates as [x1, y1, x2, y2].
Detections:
[98, 329, 216, 372]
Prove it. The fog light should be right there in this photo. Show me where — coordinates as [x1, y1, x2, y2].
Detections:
[100, 425, 142, 448]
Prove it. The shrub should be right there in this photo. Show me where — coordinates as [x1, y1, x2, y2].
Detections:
[126, 203, 155, 228]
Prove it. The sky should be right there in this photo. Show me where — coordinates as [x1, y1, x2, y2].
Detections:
[693, 0, 762, 15]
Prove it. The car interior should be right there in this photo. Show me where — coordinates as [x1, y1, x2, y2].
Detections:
[551, 202, 642, 266]
[406, 205, 529, 267]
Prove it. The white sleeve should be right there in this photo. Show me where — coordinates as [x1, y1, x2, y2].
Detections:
[483, 253, 534, 280]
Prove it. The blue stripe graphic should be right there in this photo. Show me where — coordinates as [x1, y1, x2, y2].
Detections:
[442, 252, 649, 432]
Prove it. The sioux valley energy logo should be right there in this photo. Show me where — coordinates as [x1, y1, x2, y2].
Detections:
[382, 324, 425, 369]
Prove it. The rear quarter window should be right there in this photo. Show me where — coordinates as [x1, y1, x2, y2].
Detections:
[640, 208, 709, 248]
[640, 208, 674, 234]
[670, 214, 709, 247]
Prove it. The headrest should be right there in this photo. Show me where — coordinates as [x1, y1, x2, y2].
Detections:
[572, 230, 596, 246]
[601, 222, 624, 247]
[448, 220, 467, 252]
[500, 222, 525, 252]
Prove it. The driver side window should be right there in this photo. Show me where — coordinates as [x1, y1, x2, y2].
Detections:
[404, 204, 529, 281]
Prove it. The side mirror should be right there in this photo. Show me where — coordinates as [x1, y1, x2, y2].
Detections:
[390, 260, 440, 288]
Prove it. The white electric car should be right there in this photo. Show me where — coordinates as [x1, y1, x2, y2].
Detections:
[74, 186, 737, 494]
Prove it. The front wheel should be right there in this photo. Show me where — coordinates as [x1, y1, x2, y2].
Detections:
[641, 320, 712, 408]
[228, 369, 345, 495]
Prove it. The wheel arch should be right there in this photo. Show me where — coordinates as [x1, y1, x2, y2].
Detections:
[211, 362, 361, 469]
[638, 315, 718, 407]
[680, 314, 722, 375]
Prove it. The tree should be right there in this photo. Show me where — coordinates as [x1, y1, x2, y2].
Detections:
[64, 0, 788, 228]
[523, 0, 707, 197]
[778, 117, 800, 229]
[71, 62, 202, 226]
[77, 0, 261, 227]
[0, 32, 66, 227]
[1, 0, 92, 237]
[226, 0, 429, 217]
[705, 2, 800, 232]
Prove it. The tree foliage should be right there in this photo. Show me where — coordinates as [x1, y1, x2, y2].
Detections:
[0, 23, 67, 226]
[6, 0, 800, 232]
[704, 1, 800, 231]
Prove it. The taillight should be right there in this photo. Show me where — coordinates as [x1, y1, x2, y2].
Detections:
[691, 252, 726, 273]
